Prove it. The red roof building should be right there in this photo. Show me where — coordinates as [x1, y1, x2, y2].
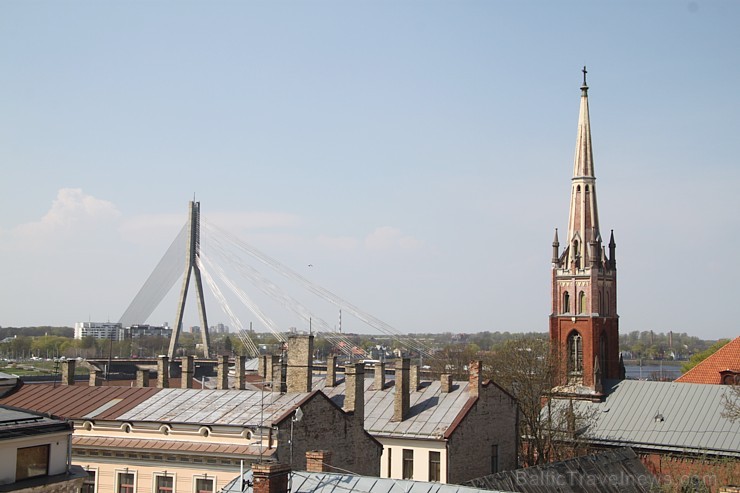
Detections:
[675, 336, 740, 385]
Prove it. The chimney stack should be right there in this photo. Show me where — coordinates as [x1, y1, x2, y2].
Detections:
[61, 360, 75, 386]
[440, 373, 452, 393]
[392, 358, 410, 422]
[181, 356, 194, 389]
[469, 360, 482, 397]
[157, 356, 169, 388]
[235, 355, 246, 390]
[344, 363, 365, 420]
[136, 369, 150, 388]
[374, 362, 386, 390]
[410, 364, 419, 391]
[286, 335, 313, 393]
[89, 368, 102, 387]
[253, 462, 291, 493]
[217, 355, 229, 390]
[306, 451, 332, 473]
[325, 356, 336, 387]
[268, 355, 284, 393]
[258, 355, 267, 380]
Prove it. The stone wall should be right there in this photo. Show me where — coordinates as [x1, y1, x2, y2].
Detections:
[446, 381, 518, 484]
[275, 392, 381, 477]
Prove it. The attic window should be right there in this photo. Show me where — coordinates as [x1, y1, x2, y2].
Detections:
[121, 423, 132, 433]
[199, 426, 211, 438]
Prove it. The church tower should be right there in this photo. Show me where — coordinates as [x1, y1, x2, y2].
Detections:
[550, 68, 621, 394]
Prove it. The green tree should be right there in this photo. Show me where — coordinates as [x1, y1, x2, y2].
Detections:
[681, 339, 730, 373]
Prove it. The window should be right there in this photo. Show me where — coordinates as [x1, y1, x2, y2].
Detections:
[386, 448, 392, 478]
[568, 331, 583, 374]
[578, 291, 586, 314]
[195, 477, 214, 493]
[81, 469, 97, 493]
[491, 444, 499, 474]
[155, 474, 173, 493]
[402, 449, 414, 480]
[117, 472, 135, 493]
[16, 444, 49, 481]
[562, 292, 570, 313]
[428, 451, 440, 482]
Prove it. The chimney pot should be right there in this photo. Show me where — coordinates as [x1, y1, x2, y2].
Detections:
[286, 335, 314, 393]
[306, 450, 332, 472]
[253, 462, 291, 493]
[392, 358, 410, 422]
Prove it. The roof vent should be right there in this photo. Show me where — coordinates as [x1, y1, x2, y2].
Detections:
[654, 413, 665, 423]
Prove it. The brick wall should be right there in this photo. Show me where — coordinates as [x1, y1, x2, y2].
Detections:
[446, 381, 518, 484]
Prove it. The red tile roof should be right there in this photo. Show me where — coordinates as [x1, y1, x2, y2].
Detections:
[675, 337, 740, 384]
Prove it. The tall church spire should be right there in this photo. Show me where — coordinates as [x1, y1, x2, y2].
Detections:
[550, 68, 620, 396]
[565, 66, 600, 270]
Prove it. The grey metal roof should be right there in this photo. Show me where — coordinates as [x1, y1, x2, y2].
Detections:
[561, 380, 740, 456]
[221, 469, 516, 493]
[316, 376, 473, 440]
[465, 447, 657, 493]
[118, 388, 313, 426]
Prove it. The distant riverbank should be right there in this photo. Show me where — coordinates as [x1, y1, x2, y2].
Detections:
[624, 359, 682, 380]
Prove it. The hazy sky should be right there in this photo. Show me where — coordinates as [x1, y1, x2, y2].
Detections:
[1, 1, 738, 340]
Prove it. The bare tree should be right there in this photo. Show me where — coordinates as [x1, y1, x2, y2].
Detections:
[481, 336, 595, 466]
[722, 384, 740, 422]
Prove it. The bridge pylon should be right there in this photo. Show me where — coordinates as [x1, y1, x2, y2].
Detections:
[168, 201, 211, 361]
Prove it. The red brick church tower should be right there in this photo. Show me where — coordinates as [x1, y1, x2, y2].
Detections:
[550, 68, 622, 395]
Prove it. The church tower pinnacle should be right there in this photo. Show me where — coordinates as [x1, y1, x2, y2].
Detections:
[550, 68, 621, 395]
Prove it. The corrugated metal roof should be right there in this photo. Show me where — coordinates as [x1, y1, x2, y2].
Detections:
[0, 384, 161, 420]
[317, 377, 474, 440]
[465, 447, 657, 493]
[561, 380, 740, 456]
[118, 388, 314, 426]
[221, 469, 515, 493]
[73, 435, 275, 458]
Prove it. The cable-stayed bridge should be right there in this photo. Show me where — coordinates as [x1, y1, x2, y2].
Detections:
[118, 201, 436, 364]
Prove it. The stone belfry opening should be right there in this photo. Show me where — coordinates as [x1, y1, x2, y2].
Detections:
[549, 68, 622, 395]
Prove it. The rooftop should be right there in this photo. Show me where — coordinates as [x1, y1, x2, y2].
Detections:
[675, 336, 740, 384]
[562, 380, 740, 456]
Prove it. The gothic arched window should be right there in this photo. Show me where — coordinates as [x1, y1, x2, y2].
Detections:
[578, 291, 586, 314]
[568, 331, 583, 374]
[563, 292, 570, 314]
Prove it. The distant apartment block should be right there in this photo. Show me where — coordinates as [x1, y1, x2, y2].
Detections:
[74, 322, 172, 341]
[74, 322, 124, 341]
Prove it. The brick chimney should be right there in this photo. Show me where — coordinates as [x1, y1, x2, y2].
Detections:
[252, 462, 291, 493]
[157, 356, 169, 388]
[392, 358, 410, 422]
[325, 356, 336, 387]
[344, 363, 364, 420]
[61, 360, 75, 386]
[89, 368, 102, 387]
[374, 362, 386, 390]
[181, 356, 194, 389]
[286, 335, 313, 393]
[268, 355, 284, 393]
[258, 355, 267, 380]
[217, 355, 229, 390]
[410, 364, 419, 391]
[306, 450, 332, 473]
[469, 360, 482, 398]
[440, 373, 452, 393]
[235, 355, 246, 390]
[136, 369, 150, 388]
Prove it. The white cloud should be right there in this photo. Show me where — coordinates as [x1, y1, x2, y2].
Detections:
[364, 226, 422, 251]
[12, 188, 120, 247]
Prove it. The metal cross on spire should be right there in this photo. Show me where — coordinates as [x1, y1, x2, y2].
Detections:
[582, 66, 588, 87]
